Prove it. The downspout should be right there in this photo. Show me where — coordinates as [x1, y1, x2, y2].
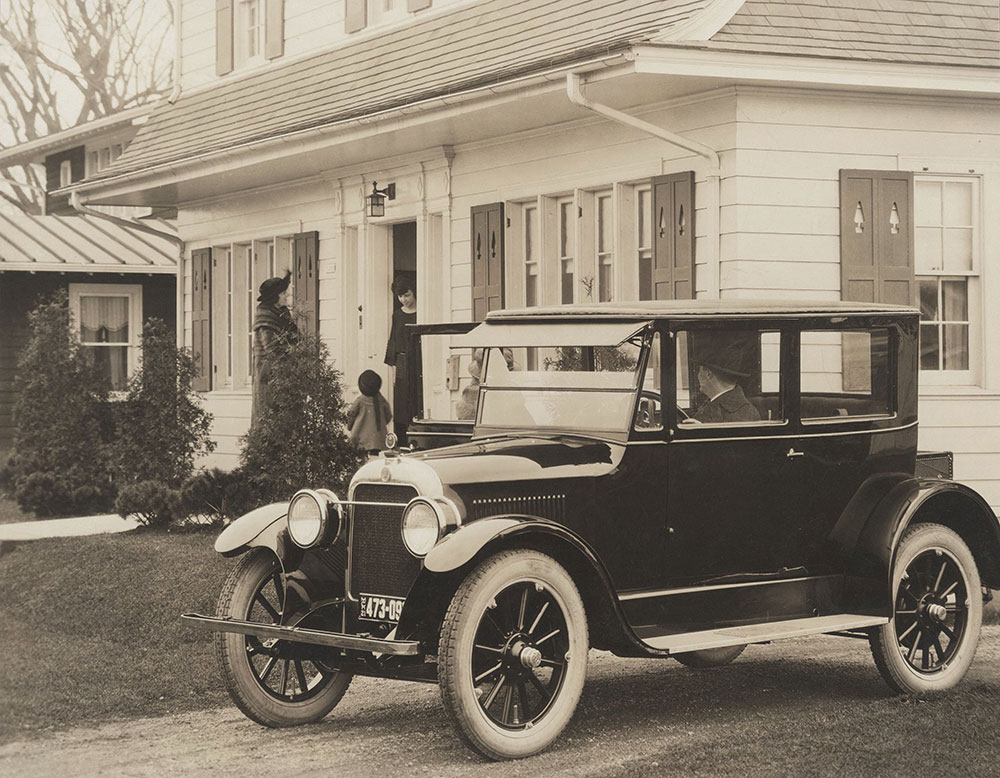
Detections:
[566, 72, 722, 298]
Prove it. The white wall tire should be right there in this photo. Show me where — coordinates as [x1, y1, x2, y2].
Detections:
[869, 523, 982, 695]
[438, 550, 589, 760]
[215, 550, 352, 727]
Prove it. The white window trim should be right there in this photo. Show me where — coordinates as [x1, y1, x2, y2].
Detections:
[913, 173, 983, 388]
[68, 283, 143, 395]
[235, 0, 266, 70]
[59, 160, 73, 187]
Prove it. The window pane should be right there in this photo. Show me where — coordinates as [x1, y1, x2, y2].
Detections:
[86, 345, 129, 391]
[559, 201, 572, 258]
[560, 260, 574, 304]
[918, 279, 938, 320]
[677, 329, 780, 425]
[915, 180, 941, 224]
[801, 329, 890, 419]
[79, 296, 129, 343]
[638, 190, 651, 249]
[942, 279, 968, 321]
[597, 195, 611, 253]
[920, 324, 940, 370]
[915, 227, 942, 271]
[638, 252, 652, 301]
[943, 181, 972, 225]
[525, 270, 537, 308]
[524, 207, 536, 263]
[943, 228, 973, 271]
[598, 262, 612, 303]
[943, 325, 969, 370]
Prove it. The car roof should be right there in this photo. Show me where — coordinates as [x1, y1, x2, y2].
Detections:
[486, 299, 920, 321]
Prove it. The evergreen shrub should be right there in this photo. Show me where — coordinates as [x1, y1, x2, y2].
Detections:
[111, 319, 215, 486]
[240, 332, 364, 503]
[115, 480, 182, 528]
[7, 291, 114, 516]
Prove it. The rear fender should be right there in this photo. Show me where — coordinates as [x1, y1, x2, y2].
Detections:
[834, 477, 1000, 613]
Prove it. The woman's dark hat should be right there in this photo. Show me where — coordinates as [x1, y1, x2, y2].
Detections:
[257, 269, 292, 302]
[358, 369, 382, 396]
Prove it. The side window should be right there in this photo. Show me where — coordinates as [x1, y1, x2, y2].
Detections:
[800, 328, 892, 420]
[634, 332, 661, 430]
[675, 329, 782, 426]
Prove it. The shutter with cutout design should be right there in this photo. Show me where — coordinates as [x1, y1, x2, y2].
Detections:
[651, 171, 695, 300]
[191, 249, 213, 391]
[293, 231, 320, 337]
[471, 203, 505, 321]
[840, 170, 914, 305]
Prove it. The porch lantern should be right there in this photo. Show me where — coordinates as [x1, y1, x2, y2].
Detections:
[366, 182, 395, 218]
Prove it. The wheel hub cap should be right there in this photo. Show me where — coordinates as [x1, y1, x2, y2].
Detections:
[925, 603, 947, 622]
[519, 646, 543, 669]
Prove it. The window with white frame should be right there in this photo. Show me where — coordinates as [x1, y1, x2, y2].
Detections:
[86, 144, 123, 176]
[596, 190, 614, 302]
[59, 160, 73, 187]
[237, 0, 264, 66]
[523, 204, 539, 308]
[636, 187, 653, 301]
[558, 198, 575, 304]
[368, 0, 407, 26]
[914, 176, 979, 377]
[69, 284, 142, 392]
[212, 237, 291, 390]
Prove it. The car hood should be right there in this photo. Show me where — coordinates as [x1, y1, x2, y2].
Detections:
[406, 435, 625, 485]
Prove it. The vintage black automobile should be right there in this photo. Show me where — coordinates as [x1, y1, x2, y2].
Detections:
[185, 301, 1000, 760]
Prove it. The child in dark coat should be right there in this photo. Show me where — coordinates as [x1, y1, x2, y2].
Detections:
[347, 370, 393, 455]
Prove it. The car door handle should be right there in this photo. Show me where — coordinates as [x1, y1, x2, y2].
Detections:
[786, 448, 805, 459]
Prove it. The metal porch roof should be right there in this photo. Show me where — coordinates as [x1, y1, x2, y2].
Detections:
[0, 210, 178, 274]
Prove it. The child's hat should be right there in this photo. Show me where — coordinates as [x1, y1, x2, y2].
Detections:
[358, 369, 382, 396]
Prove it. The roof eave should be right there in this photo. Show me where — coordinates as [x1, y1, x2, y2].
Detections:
[630, 44, 1000, 96]
[0, 263, 177, 275]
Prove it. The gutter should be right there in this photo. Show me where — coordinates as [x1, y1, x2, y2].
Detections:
[565, 72, 722, 298]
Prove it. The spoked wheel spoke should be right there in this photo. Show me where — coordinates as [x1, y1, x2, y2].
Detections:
[470, 579, 570, 731]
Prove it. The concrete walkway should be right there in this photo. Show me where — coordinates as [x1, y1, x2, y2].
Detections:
[0, 514, 140, 541]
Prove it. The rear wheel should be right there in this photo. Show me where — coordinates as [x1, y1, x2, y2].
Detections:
[438, 550, 588, 760]
[673, 644, 746, 669]
[215, 549, 352, 727]
[869, 523, 982, 695]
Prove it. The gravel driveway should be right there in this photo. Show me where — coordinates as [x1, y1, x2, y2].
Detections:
[4, 628, 999, 778]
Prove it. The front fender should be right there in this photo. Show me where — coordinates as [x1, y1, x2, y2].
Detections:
[215, 502, 290, 557]
[423, 517, 523, 573]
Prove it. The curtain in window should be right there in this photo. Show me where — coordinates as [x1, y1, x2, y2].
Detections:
[79, 295, 129, 390]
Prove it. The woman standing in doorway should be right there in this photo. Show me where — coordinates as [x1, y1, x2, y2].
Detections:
[384, 274, 416, 444]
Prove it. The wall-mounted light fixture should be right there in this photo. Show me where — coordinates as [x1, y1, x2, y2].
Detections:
[366, 182, 396, 218]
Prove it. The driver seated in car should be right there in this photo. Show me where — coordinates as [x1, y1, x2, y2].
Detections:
[689, 344, 760, 424]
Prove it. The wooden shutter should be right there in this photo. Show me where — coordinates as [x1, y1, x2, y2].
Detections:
[293, 231, 320, 338]
[345, 0, 367, 32]
[191, 249, 213, 392]
[651, 171, 695, 300]
[840, 170, 914, 305]
[407, 0, 432, 10]
[216, 0, 233, 75]
[265, 0, 284, 59]
[471, 203, 505, 321]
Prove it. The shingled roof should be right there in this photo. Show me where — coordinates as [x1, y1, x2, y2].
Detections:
[0, 210, 178, 274]
[85, 0, 712, 182]
[709, 0, 1000, 66]
[81, 0, 999, 187]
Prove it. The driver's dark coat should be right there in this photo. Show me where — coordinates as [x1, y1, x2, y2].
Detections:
[693, 384, 760, 423]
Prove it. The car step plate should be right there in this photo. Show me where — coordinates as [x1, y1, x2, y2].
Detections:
[644, 614, 888, 654]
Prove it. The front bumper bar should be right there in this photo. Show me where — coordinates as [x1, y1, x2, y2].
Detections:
[181, 613, 422, 656]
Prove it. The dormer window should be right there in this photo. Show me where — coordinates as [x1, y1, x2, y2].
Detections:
[59, 160, 73, 187]
[216, 0, 283, 75]
[239, 0, 264, 65]
[86, 144, 123, 176]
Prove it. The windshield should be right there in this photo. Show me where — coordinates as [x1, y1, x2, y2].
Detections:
[476, 341, 644, 434]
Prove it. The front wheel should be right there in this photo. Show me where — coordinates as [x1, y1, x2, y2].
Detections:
[215, 549, 352, 727]
[438, 550, 589, 760]
[869, 523, 982, 695]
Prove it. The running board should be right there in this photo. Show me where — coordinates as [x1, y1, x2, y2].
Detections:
[643, 614, 888, 654]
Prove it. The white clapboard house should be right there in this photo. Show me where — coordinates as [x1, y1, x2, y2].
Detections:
[62, 0, 1000, 509]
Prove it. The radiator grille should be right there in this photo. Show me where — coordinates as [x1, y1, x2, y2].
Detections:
[470, 494, 566, 522]
[349, 483, 420, 598]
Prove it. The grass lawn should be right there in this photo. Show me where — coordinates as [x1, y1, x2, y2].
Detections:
[0, 528, 232, 743]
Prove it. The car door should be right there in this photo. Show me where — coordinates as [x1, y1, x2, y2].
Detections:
[664, 325, 801, 585]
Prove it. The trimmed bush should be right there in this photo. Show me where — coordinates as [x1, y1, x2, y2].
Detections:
[240, 332, 364, 504]
[115, 480, 181, 528]
[111, 319, 215, 487]
[177, 467, 270, 524]
[7, 291, 114, 516]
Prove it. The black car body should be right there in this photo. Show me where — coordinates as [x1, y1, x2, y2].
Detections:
[187, 300, 1000, 760]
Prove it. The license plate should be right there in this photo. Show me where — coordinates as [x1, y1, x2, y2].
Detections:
[358, 594, 405, 623]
